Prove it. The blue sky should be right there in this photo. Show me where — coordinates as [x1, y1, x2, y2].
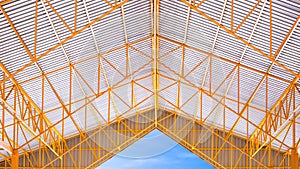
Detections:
[97, 129, 215, 169]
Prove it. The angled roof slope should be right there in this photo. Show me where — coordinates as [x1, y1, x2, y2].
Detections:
[0, 0, 299, 166]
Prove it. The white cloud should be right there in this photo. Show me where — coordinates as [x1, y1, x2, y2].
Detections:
[177, 152, 197, 159]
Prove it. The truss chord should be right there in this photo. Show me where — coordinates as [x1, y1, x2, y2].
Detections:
[234, 0, 261, 33]
[73, 68, 106, 124]
[249, 75, 300, 141]
[181, 0, 300, 79]
[0, 36, 152, 90]
[82, 0, 122, 120]
[0, 62, 63, 140]
[0, 6, 62, 141]
[0, 141, 12, 155]
[1, 100, 60, 157]
[0, 0, 129, 85]
[40, 0, 91, 142]
[183, 0, 267, 140]
[157, 58, 293, 149]
[0, 0, 12, 6]
[207, 2, 268, 143]
[252, 104, 300, 157]
[0, 0, 299, 168]
[249, 16, 300, 129]
[8, 109, 286, 168]
[158, 35, 295, 85]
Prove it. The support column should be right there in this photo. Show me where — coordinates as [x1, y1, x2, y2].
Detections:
[291, 87, 298, 169]
[291, 148, 299, 169]
[11, 149, 18, 169]
[152, 0, 159, 127]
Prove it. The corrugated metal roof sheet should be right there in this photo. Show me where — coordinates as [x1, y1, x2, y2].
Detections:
[0, 0, 299, 156]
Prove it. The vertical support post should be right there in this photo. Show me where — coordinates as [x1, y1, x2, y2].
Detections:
[152, 0, 159, 127]
[11, 149, 18, 169]
[291, 148, 299, 169]
[292, 88, 299, 169]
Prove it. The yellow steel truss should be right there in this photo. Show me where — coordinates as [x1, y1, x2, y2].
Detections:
[0, 0, 299, 169]
[0, 109, 298, 169]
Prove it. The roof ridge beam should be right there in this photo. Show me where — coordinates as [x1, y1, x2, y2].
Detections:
[152, 0, 159, 126]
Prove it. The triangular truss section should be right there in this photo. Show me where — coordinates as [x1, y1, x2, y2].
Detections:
[0, 110, 292, 169]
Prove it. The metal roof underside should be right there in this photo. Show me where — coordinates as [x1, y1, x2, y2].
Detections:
[0, 0, 299, 158]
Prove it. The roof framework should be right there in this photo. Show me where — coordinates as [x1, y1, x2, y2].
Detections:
[0, 109, 297, 168]
[0, 0, 299, 168]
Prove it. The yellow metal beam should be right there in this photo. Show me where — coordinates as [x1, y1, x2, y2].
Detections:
[0, 62, 63, 143]
[0, 109, 294, 168]
[0, 0, 129, 85]
[0, 6, 63, 140]
[0, 0, 12, 6]
[158, 35, 294, 85]
[0, 98, 60, 157]
[180, 0, 300, 79]
[250, 77, 299, 140]
[252, 104, 300, 157]
[0, 140, 12, 155]
[152, 0, 159, 126]
[81, 0, 122, 122]
[251, 16, 300, 137]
